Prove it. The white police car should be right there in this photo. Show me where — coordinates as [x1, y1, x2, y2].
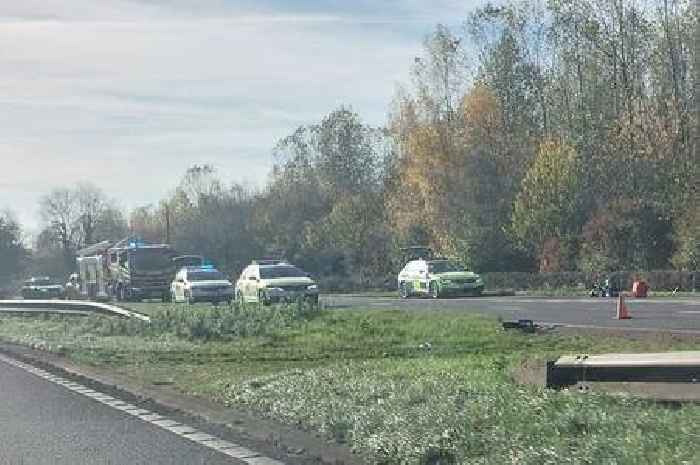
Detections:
[235, 260, 319, 305]
[170, 266, 234, 305]
[397, 259, 484, 298]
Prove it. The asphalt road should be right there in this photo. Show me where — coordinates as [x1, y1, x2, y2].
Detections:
[0, 357, 243, 465]
[324, 295, 700, 332]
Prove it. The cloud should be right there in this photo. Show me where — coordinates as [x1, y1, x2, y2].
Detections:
[0, 1, 479, 232]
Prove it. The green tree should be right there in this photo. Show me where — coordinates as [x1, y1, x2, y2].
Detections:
[579, 199, 674, 271]
[512, 141, 583, 270]
[671, 205, 699, 271]
[259, 107, 391, 274]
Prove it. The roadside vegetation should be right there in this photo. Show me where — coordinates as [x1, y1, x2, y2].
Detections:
[2, 1, 696, 295]
[0, 306, 697, 464]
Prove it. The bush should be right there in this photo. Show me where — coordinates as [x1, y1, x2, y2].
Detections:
[482, 270, 698, 291]
[82, 301, 321, 341]
[318, 273, 395, 293]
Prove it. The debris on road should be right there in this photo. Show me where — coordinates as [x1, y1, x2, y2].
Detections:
[502, 319, 536, 333]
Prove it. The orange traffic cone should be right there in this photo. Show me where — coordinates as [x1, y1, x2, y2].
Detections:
[615, 293, 631, 319]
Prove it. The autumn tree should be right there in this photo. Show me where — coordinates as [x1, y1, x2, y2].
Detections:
[386, 25, 468, 258]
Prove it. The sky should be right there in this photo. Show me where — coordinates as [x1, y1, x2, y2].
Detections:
[1, 0, 477, 233]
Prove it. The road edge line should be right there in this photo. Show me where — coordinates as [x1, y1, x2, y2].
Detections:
[0, 348, 286, 465]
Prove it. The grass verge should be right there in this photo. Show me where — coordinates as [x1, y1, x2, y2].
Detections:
[0, 306, 697, 464]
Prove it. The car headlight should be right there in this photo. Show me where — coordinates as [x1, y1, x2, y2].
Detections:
[307, 284, 319, 291]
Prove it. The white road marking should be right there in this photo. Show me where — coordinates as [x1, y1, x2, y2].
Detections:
[114, 404, 141, 412]
[205, 440, 240, 450]
[125, 408, 151, 416]
[219, 447, 260, 459]
[151, 419, 181, 427]
[184, 432, 217, 441]
[167, 425, 198, 435]
[0, 353, 287, 464]
[245, 457, 286, 465]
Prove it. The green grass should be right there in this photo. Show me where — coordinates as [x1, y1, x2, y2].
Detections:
[0, 307, 697, 464]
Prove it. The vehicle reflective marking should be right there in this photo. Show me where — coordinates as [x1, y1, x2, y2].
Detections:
[0, 353, 288, 463]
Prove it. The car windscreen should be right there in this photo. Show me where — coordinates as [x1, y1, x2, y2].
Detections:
[260, 266, 307, 279]
[29, 278, 54, 286]
[173, 256, 203, 268]
[428, 262, 463, 273]
[187, 271, 226, 281]
[131, 249, 173, 271]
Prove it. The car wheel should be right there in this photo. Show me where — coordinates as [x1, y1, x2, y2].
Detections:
[473, 287, 483, 297]
[429, 281, 440, 299]
[117, 286, 125, 302]
[258, 290, 268, 306]
[399, 282, 409, 299]
[186, 291, 194, 305]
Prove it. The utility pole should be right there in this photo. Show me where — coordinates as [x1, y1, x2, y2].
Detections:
[164, 204, 171, 244]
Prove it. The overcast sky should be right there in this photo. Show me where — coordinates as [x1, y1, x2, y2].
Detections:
[1, 0, 477, 232]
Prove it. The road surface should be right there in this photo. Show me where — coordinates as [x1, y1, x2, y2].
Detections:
[323, 295, 700, 332]
[0, 356, 246, 465]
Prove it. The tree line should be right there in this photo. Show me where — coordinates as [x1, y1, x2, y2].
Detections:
[3, 0, 696, 287]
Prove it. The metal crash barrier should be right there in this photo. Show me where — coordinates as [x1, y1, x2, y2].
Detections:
[0, 300, 150, 322]
[546, 351, 700, 389]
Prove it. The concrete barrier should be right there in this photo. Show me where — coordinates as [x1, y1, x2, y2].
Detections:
[546, 351, 700, 388]
[0, 300, 150, 322]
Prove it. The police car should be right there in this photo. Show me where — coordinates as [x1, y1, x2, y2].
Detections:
[235, 260, 319, 305]
[21, 277, 65, 300]
[170, 266, 234, 305]
[397, 259, 484, 298]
